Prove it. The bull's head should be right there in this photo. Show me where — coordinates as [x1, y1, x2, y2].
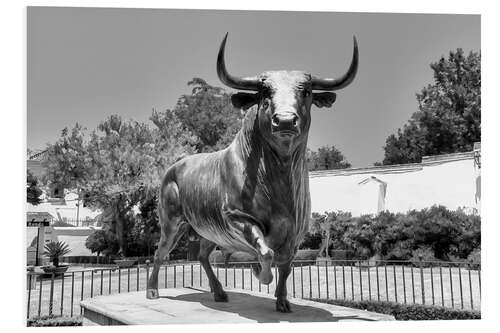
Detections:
[217, 33, 358, 155]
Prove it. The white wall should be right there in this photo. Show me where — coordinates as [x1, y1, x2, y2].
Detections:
[309, 152, 480, 217]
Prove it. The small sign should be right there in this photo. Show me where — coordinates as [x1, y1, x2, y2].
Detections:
[26, 221, 50, 227]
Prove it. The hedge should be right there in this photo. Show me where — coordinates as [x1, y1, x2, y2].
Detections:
[306, 205, 480, 262]
[27, 315, 83, 327]
[311, 298, 480, 320]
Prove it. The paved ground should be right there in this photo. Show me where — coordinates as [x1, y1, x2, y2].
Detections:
[80, 287, 395, 325]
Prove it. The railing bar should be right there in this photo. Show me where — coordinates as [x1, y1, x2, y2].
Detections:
[200, 264, 202, 287]
[309, 264, 312, 298]
[430, 266, 435, 305]
[300, 263, 304, 298]
[250, 266, 253, 291]
[384, 264, 388, 301]
[410, 266, 414, 304]
[440, 266, 444, 307]
[292, 263, 295, 297]
[90, 270, 94, 298]
[183, 265, 186, 287]
[80, 271, 84, 315]
[118, 268, 121, 293]
[27, 274, 32, 318]
[459, 266, 464, 309]
[400, 266, 406, 304]
[359, 261, 363, 301]
[49, 273, 55, 315]
[60, 273, 65, 316]
[137, 266, 140, 291]
[332, 261, 337, 299]
[420, 262, 425, 305]
[173, 265, 177, 288]
[225, 266, 227, 287]
[317, 263, 320, 298]
[468, 265, 474, 310]
[449, 265, 454, 308]
[478, 269, 481, 298]
[242, 265, 245, 290]
[128, 268, 131, 293]
[342, 264, 346, 300]
[71, 272, 75, 317]
[100, 270, 103, 296]
[109, 269, 112, 294]
[350, 263, 354, 300]
[393, 265, 397, 303]
[38, 276, 43, 317]
[233, 265, 236, 289]
[191, 264, 194, 287]
[376, 265, 380, 302]
[325, 260, 330, 299]
[368, 262, 372, 301]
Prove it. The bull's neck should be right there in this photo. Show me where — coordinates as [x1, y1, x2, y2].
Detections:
[234, 109, 308, 197]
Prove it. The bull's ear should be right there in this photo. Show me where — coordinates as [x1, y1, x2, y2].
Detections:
[231, 92, 259, 110]
[312, 92, 337, 108]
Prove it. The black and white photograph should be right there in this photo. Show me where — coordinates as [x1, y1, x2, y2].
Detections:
[16, 2, 489, 328]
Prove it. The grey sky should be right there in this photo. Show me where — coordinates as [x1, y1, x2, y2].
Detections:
[27, 7, 480, 166]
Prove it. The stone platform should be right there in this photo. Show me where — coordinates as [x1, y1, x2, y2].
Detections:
[80, 287, 394, 325]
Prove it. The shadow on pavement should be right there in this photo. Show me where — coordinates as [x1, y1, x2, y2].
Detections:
[161, 289, 375, 323]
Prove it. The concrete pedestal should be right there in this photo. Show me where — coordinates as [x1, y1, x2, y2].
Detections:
[81, 287, 394, 325]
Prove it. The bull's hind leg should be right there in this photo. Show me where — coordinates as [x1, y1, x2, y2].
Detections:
[146, 182, 186, 299]
[198, 238, 228, 302]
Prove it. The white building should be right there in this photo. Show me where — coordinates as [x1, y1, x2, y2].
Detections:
[309, 143, 480, 217]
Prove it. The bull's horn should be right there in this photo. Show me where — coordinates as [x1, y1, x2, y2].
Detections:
[311, 36, 359, 91]
[217, 33, 260, 91]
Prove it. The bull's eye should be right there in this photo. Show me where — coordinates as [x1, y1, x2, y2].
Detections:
[261, 99, 270, 110]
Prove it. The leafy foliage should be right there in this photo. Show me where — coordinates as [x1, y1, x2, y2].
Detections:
[173, 78, 244, 152]
[27, 170, 43, 205]
[313, 299, 480, 320]
[43, 111, 197, 257]
[307, 206, 480, 261]
[310, 211, 352, 257]
[44, 241, 71, 267]
[85, 229, 109, 257]
[380, 49, 481, 165]
[27, 315, 83, 327]
[307, 145, 351, 171]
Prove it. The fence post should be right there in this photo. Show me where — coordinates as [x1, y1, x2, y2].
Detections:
[419, 255, 425, 305]
[146, 260, 150, 283]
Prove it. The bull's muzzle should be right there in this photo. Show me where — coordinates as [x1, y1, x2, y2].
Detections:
[252, 248, 274, 285]
[271, 113, 299, 137]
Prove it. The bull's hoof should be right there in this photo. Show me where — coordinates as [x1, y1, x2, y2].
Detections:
[146, 289, 160, 299]
[213, 289, 228, 302]
[276, 297, 292, 313]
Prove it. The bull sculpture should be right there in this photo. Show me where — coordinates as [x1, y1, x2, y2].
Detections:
[146, 33, 358, 312]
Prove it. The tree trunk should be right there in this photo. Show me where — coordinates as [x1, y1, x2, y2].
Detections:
[325, 230, 330, 258]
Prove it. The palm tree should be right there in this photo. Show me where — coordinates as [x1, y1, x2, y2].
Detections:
[44, 241, 71, 267]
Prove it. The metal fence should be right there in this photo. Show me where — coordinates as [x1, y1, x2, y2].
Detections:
[26, 259, 480, 318]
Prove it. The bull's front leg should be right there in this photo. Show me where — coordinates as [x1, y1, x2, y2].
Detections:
[274, 259, 293, 312]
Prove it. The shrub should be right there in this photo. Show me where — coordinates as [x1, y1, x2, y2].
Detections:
[410, 245, 439, 266]
[467, 247, 481, 267]
[312, 299, 480, 320]
[27, 315, 83, 327]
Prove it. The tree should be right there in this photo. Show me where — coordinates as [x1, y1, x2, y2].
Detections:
[43, 111, 197, 257]
[85, 230, 109, 260]
[310, 211, 351, 258]
[27, 170, 43, 205]
[380, 49, 480, 165]
[173, 78, 244, 152]
[307, 145, 351, 171]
